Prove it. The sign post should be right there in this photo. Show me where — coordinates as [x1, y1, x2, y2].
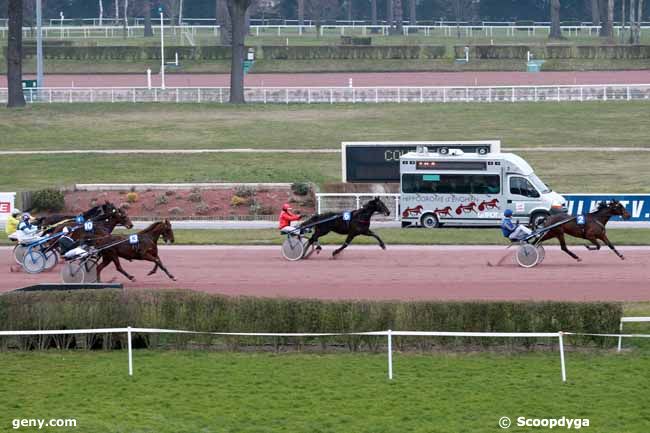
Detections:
[159, 7, 165, 89]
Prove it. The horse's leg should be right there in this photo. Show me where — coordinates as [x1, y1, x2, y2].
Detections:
[585, 238, 601, 251]
[112, 256, 136, 281]
[558, 233, 581, 262]
[366, 229, 386, 250]
[600, 233, 625, 260]
[95, 255, 112, 283]
[147, 263, 160, 276]
[144, 252, 176, 280]
[332, 233, 355, 258]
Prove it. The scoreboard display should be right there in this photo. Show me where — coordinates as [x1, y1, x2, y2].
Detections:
[342, 141, 500, 183]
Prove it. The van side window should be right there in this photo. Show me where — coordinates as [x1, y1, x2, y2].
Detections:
[510, 177, 540, 198]
[402, 174, 500, 194]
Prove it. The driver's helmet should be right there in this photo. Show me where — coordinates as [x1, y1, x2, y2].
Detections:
[11, 208, 21, 217]
[282, 203, 291, 211]
[504, 209, 513, 217]
[21, 213, 31, 221]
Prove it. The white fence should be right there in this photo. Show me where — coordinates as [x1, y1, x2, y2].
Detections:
[1, 23, 648, 40]
[0, 326, 567, 381]
[618, 317, 650, 351]
[4, 84, 650, 105]
[317, 193, 401, 221]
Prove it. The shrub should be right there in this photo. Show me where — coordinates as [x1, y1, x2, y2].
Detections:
[194, 203, 210, 215]
[168, 207, 184, 215]
[31, 189, 65, 212]
[155, 194, 168, 206]
[249, 202, 273, 215]
[0, 291, 623, 351]
[230, 195, 248, 207]
[165, 190, 175, 197]
[188, 192, 203, 203]
[234, 185, 256, 198]
[119, 202, 130, 210]
[291, 182, 310, 196]
[126, 192, 139, 203]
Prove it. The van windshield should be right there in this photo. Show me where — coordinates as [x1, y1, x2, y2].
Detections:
[529, 174, 551, 194]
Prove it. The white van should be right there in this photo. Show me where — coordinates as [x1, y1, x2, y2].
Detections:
[399, 146, 566, 228]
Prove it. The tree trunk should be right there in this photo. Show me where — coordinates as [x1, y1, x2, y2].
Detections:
[393, 0, 402, 33]
[629, 0, 636, 42]
[620, 0, 626, 42]
[219, 0, 232, 45]
[387, 0, 393, 29]
[371, 0, 377, 25]
[227, 0, 250, 103]
[591, 0, 600, 26]
[7, 0, 25, 108]
[599, 0, 610, 36]
[122, 0, 129, 39]
[144, 0, 153, 37]
[298, 0, 304, 26]
[549, 0, 562, 39]
[606, 0, 614, 42]
[115, 0, 119, 20]
[347, 0, 352, 22]
[99, 0, 104, 25]
[409, 0, 416, 25]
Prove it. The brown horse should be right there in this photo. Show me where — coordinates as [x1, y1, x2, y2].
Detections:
[95, 220, 175, 282]
[540, 200, 631, 262]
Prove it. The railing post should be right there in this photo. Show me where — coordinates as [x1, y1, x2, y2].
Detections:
[627, 86, 631, 101]
[387, 329, 393, 380]
[197, 88, 201, 103]
[394, 196, 399, 221]
[511, 87, 515, 103]
[603, 87, 607, 102]
[375, 88, 379, 104]
[617, 321, 623, 352]
[356, 196, 361, 209]
[419, 87, 423, 103]
[176, 87, 180, 103]
[133, 88, 136, 103]
[558, 332, 566, 383]
[286, 88, 289, 104]
[127, 326, 133, 376]
[397, 87, 400, 103]
[317, 196, 322, 214]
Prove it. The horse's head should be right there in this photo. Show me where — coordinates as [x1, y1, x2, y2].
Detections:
[161, 219, 175, 244]
[606, 200, 631, 220]
[368, 196, 390, 217]
[103, 201, 134, 229]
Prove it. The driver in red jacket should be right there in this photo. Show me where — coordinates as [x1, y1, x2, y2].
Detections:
[278, 203, 301, 234]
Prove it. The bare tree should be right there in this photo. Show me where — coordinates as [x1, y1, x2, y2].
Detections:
[549, 0, 562, 39]
[143, 0, 153, 37]
[371, 0, 377, 25]
[409, 0, 416, 25]
[346, 0, 353, 22]
[305, 0, 337, 36]
[393, 0, 403, 33]
[451, 0, 472, 38]
[621, 0, 627, 43]
[6, 0, 25, 108]
[598, 0, 612, 37]
[122, 0, 129, 39]
[218, 0, 232, 44]
[227, 0, 253, 103]
[99, 0, 104, 25]
[387, 0, 393, 29]
[606, 0, 614, 41]
[591, 0, 600, 26]
[297, 0, 304, 26]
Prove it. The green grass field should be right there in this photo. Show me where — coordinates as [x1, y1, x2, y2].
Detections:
[0, 103, 649, 191]
[1, 349, 650, 433]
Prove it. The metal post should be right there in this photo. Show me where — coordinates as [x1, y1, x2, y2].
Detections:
[127, 326, 133, 376]
[394, 196, 399, 221]
[356, 196, 361, 209]
[160, 11, 166, 89]
[617, 322, 623, 352]
[317, 196, 321, 213]
[36, 0, 44, 89]
[559, 332, 566, 383]
[147, 68, 152, 89]
[387, 329, 393, 380]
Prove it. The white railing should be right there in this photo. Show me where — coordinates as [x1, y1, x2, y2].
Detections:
[317, 193, 401, 221]
[617, 317, 650, 351]
[0, 23, 647, 39]
[0, 326, 567, 381]
[4, 84, 650, 105]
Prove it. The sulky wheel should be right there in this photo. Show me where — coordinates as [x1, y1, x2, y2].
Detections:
[13, 244, 26, 265]
[44, 250, 59, 271]
[61, 262, 85, 284]
[515, 244, 540, 268]
[83, 259, 99, 283]
[281, 237, 306, 261]
[536, 245, 546, 265]
[22, 250, 46, 274]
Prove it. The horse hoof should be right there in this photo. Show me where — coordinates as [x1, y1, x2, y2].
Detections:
[577, 258, 582, 263]
[620, 256, 625, 261]
[381, 245, 387, 250]
[129, 277, 136, 282]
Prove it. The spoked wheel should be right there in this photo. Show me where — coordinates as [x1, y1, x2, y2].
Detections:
[281, 236, 306, 261]
[44, 250, 59, 271]
[515, 244, 540, 268]
[83, 259, 99, 283]
[13, 244, 26, 265]
[22, 250, 47, 274]
[536, 245, 546, 264]
[61, 262, 85, 284]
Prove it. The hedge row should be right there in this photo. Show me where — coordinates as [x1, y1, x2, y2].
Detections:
[0, 290, 622, 351]
[456, 44, 650, 59]
[13, 45, 448, 61]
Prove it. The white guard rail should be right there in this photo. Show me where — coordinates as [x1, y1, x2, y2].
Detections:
[317, 193, 400, 221]
[617, 317, 650, 352]
[3, 84, 650, 105]
[0, 327, 567, 381]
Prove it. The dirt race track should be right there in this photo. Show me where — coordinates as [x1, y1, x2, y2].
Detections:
[5, 70, 650, 88]
[2, 245, 649, 302]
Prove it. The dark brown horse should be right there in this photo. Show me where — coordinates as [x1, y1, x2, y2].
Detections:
[95, 220, 175, 282]
[540, 200, 631, 262]
[300, 197, 391, 258]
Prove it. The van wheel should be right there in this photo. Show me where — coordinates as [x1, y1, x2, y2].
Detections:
[530, 211, 549, 229]
[421, 213, 440, 229]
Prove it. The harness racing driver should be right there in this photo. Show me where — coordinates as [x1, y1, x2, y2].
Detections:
[501, 209, 532, 241]
[278, 203, 302, 235]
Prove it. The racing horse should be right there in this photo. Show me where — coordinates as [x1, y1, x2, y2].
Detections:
[94, 219, 176, 282]
[539, 200, 631, 262]
[300, 197, 391, 258]
[45, 202, 133, 236]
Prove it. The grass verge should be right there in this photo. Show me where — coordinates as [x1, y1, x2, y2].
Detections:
[1, 350, 650, 433]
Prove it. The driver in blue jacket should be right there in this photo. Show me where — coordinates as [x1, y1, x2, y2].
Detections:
[501, 209, 532, 241]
